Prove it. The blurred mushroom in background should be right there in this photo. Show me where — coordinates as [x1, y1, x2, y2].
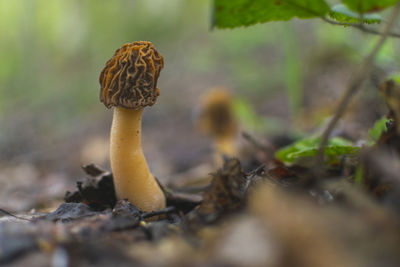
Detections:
[168, 87, 240, 190]
[196, 87, 240, 166]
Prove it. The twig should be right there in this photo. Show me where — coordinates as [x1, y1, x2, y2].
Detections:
[0, 207, 32, 221]
[247, 164, 266, 179]
[315, 3, 400, 173]
[322, 17, 400, 39]
[242, 132, 275, 155]
[141, 206, 176, 219]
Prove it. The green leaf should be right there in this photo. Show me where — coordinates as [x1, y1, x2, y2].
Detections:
[213, 0, 330, 29]
[367, 116, 390, 145]
[276, 136, 360, 164]
[329, 4, 382, 24]
[341, 0, 398, 13]
[387, 72, 400, 84]
[354, 165, 364, 185]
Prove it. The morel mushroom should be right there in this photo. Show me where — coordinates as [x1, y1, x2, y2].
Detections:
[197, 88, 239, 164]
[99, 41, 165, 212]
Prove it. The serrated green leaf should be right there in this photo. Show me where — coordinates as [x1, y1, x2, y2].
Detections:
[276, 136, 360, 163]
[341, 0, 398, 13]
[329, 4, 382, 24]
[213, 0, 330, 29]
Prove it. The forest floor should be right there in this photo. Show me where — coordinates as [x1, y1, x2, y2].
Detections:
[1, 116, 400, 266]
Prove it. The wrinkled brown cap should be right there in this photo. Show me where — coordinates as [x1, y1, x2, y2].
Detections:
[99, 41, 164, 109]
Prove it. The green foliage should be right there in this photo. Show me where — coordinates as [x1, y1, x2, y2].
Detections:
[212, 0, 396, 29]
[276, 136, 360, 164]
[329, 4, 382, 24]
[212, 0, 330, 28]
[233, 97, 282, 133]
[387, 72, 400, 83]
[367, 116, 390, 144]
[354, 165, 364, 185]
[282, 23, 303, 117]
[341, 0, 398, 13]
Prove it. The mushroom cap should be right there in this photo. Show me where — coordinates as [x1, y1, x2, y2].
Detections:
[99, 41, 164, 109]
[197, 87, 238, 138]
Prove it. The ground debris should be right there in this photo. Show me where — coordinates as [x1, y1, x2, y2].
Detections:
[2, 155, 400, 266]
[186, 158, 251, 226]
[64, 164, 116, 210]
[266, 160, 305, 186]
[41, 203, 100, 222]
[0, 221, 37, 264]
[249, 184, 400, 267]
[361, 94, 400, 213]
[105, 200, 141, 231]
[164, 190, 202, 214]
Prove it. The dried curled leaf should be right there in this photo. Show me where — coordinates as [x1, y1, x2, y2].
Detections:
[65, 164, 117, 210]
[187, 159, 250, 225]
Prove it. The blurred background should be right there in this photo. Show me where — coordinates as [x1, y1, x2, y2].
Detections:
[1, 0, 399, 211]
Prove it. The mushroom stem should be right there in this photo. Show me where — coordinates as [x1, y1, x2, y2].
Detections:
[110, 107, 165, 212]
[215, 135, 237, 158]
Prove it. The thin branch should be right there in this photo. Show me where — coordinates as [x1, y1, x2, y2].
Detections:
[322, 17, 400, 39]
[247, 164, 266, 180]
[315, 3, 400, 173]
[141, 206, 176, 219]
[242, 132, 275, 155]
[0, 207, 32, 221]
